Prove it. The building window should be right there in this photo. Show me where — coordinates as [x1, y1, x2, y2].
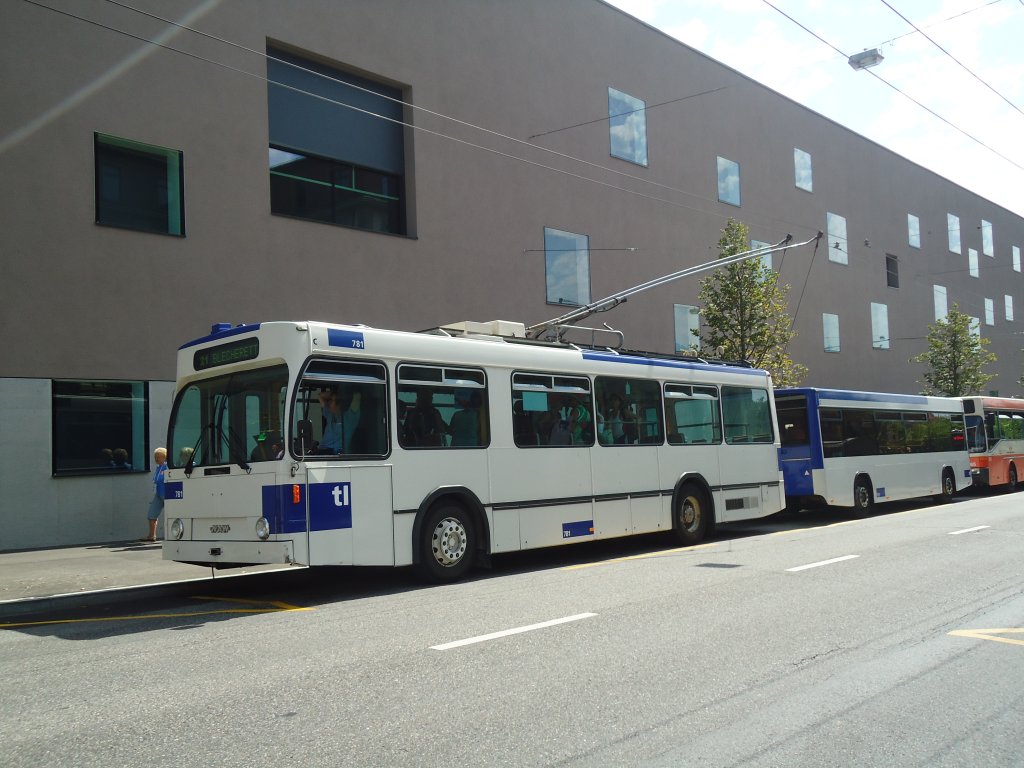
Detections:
[822, 313, 840, 353]
[984, 298, 995, 326]
[717, 156, 741, 206]
[94, 134, 183, 236]
[267, 46, 406, 235]
[1013, 245, 1021, 272]
[885, 254, 899, 288]
[968, 248, 979, 278]
[933, 285, 948, 321]
[947, 213, 961, 254]
[544, 227, 590, 306]
[981, 220, 994, 257]
[674, 304, 700, 353]
[969, 317, 981, 339]
[907, 214, 921, 249]
[751, 239, 772, 270]
[794, 148, 812, 192]
[52, 380, 149, 476]
[871, 303, 889, 349]
[1006, 295, 1015, 322]
[608, 87, 648, 166]
[827, 212, 848, 264]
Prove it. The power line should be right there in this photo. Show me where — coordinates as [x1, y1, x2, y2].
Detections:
[878, 0, 1024, 119]
[759, 0, 1024, 174]
[874, 0, 1005, 46]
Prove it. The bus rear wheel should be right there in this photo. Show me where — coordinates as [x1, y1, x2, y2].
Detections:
[673, 483, 709, 546]
[1008, 464, 1018, 491]
[416, 502, 476, 583]
[852, 476, 874, 516]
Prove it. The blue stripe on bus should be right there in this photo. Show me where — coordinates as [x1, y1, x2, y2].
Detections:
[260, 482, 353, 534]
[777, 387, 934, 406]
[581, 351, 766, 376]
[562, 520, 594, 539]
[179, 323, 262, 349]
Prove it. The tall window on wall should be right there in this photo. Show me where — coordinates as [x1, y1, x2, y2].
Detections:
[984, 298, 995, 326]
[885, 254, 899, 288]
[267, 46, 406, 235]
[907, 214, 921, 248]
[1006, 295, 1015, 322]
[717, 156, 740, 206]
[933, 285, 948, 321]
[1013, 246, 1021, 272]
[608, 87, 647, 166]
[822, 313, 840, 353]
[95, 133, 184, 236]
[544, 227, 590, 306]
[981, 220, 993, 257]
[968, 248, 979, 278]
[947, 213, 961, 253]
[794, 148, 812, 192]
[827, 212, 848, 264]
[871, 303, 890, 349]
[52, 380, 149, 476]
[751, 239, 772, 270]
[673, 304, 700, 353]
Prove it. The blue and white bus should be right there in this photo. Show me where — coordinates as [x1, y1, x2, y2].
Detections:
[162, 319, 786, 582]
[775, 388, 971, 513]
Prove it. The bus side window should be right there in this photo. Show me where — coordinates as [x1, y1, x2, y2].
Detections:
[397, 364, 488, 449]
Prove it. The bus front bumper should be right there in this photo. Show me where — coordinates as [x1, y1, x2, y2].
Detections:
[163, 539, 295, 568]
[971, 467, 990, 487]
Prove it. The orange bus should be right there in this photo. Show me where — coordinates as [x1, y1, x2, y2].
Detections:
[963, 396, 1024, 490]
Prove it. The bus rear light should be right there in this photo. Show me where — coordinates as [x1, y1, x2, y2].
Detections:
[292, 484, 302, 504]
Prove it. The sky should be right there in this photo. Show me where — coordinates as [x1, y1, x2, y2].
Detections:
[603, 0, 1024, 217]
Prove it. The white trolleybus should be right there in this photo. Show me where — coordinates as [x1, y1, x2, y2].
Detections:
[162, 319, 786, 582]
[775, 388, 971, 513]
[962, 396, 1024, 490]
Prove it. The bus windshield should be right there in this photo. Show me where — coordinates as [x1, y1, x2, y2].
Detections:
[168, 365, 289, 469]
[965, 414, 987, 453]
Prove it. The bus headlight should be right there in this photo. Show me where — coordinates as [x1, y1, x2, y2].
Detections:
[255, 517, 271, 540]
[170, 518, 185, 540]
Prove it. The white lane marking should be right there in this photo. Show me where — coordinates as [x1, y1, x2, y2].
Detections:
[786, 555, 860, 572]
[949, 525, 991, 535]
[431, 613, 598, 651]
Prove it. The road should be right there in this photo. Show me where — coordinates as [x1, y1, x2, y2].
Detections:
[2, 492, 1022, 767]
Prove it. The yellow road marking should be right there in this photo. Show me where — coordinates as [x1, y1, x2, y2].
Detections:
[562, 541, 720, 571]
[0, 596, 311, 629]
[949, 628, 1024, 647]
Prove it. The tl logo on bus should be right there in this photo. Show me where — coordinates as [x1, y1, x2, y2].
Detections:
[308, 481, 354, 531]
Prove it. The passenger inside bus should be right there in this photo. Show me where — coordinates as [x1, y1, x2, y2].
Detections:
[317, 387, 362, 454]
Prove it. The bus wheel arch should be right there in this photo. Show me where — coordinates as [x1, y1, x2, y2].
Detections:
[852, 474, 874, 515]
[412, 488, 489, 583]
[672, 475, 715, 545]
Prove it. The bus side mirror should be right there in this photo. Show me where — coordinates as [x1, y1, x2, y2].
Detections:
[297, 419, 313, 455]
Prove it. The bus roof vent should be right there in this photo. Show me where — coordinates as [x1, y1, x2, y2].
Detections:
[435, 320, 527, 339]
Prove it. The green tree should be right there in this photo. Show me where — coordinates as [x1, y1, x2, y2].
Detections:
[910, 304, 997, 396]
[697, 218, 806, 386]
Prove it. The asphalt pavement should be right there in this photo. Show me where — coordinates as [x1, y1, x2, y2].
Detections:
[0, 540, 294, 618]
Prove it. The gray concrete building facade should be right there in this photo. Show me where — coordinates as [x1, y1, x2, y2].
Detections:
[2, 0, 1022, 550]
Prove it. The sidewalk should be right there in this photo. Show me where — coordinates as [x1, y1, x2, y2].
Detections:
[0, 540, 292, 612]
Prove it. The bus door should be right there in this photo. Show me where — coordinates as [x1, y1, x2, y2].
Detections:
[775, 393, 815, 503]
[304, 465, 394, 566]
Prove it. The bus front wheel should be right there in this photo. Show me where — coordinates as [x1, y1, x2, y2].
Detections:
[416, 502, 476, 583]
[1008, 464, 1018, 491]
[852, 476, 874, 516]
[673, 484, 709, 546]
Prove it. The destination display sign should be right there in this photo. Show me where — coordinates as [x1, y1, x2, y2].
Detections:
[194, 337, 259, 371]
